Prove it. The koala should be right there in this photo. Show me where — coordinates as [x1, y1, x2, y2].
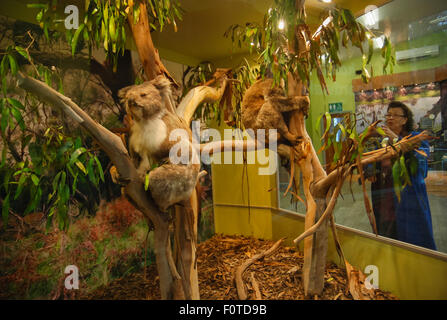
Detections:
[118, 75, 200, 212]
[241, 78, 310, 145]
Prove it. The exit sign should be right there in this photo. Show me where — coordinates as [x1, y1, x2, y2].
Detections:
[329, 102, 343, 113]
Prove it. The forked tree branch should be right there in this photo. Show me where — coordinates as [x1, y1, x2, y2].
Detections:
[177, 76, 229, 125]
[313, 131, 433, 194]
[15, 72, 168, 226]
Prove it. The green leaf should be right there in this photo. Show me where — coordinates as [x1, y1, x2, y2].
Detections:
[52, 172, 62, 192]
[399, 155, 411, 186]
[71, 174, 78, 196]
[15, 46, 29, 60]
[144, 172, 150, 191]
[376, 127, 386, 137]
[75, 160, 87, 175]
[36, 10, 43, 23]
[87, 157, 96, 185]
[0, 56, 8, 77]
[14, 174, 27, 200]
[392, 160, 402, 202]
[94, 156, 104, 182]
[324, 112, 332, 136]
[43, 24, 49, 41]
[71, 24, 85, 55]
[69, 147, 87, 165]
[10, 107, 25, 131]
[109, 15, 117, 41]
[31, 174, 39, 186]
[7, 98, 25, 110]
[316, 113, 325, 135]
[2, 193, 10, 228]
[8, 55, 17, 75]
[27, 4, 48, 9]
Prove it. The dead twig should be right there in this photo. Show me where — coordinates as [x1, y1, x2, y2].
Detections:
[250, 272, 262, 300]
[234, 238, 284, 300]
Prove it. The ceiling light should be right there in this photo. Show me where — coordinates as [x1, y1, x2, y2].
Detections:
[319, 0, 332, 3]
[278, 20, 285, 30]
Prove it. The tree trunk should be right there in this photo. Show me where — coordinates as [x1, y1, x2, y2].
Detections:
[127, 2, 176, 85]
[125, 2, 199, 299]
[286, 0, 329, 296]
[174, 193, 200, 299]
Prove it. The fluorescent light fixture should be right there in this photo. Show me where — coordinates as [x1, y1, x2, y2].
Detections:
[319, 0, 332, 3]
[363, 5, 379, 29]
[373, 35, 385, 49]
[278, 19, 285, 30]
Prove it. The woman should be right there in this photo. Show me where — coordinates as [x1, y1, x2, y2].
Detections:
[372, 101, 436, 250]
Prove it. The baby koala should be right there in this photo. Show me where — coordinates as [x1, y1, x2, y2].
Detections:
[118, 75, 199, 212]
[241, 78, 310, 145]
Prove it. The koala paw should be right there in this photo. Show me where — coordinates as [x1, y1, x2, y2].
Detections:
[285, 133, 303, 145]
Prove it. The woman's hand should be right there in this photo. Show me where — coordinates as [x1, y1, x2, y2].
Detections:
[382, 125, 399, 142]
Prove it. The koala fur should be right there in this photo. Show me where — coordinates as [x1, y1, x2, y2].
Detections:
[241, 78, 310, 145]
[118, 75, 199, 212]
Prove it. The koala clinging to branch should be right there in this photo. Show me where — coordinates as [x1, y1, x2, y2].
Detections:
[241, 78, 310, 145]
[118, 75, 200, 212]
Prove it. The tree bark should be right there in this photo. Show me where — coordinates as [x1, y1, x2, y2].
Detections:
[285, 0, 329, 296]
[127, 2, 176, 85]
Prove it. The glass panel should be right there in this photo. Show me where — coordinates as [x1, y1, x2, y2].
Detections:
[278, 0, 447, 254]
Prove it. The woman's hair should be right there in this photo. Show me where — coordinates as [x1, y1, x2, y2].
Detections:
[387, 101, 414, 134]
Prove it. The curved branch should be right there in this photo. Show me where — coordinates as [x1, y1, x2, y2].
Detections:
[235, 238, 284, 300]
[177, 77, 228, 125]
[361, 132, 433, 166]
[313, 131, 433, 194]
[293, 169, 347, 245]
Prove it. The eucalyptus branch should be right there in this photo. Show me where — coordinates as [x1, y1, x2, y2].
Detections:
[177, 75, 229, 125]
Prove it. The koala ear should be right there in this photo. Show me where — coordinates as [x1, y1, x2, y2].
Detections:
[118, 85, 133, 100]
[151, 75, 172, 92]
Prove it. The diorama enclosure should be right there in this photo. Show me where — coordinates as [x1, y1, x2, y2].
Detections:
[0, 0, 446, 301]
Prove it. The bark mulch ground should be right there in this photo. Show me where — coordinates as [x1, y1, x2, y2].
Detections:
[80, 234, 398, 300]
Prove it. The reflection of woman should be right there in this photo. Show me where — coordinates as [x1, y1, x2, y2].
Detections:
[371, 101, 436, 250]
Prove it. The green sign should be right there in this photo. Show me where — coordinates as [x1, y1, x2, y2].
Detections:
[329, 102, 343, 113]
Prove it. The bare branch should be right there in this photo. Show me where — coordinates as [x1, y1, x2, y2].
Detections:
[235, 238, 284, 300]
[177, 76, 228, 125]
[293, 168, 347, 245]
